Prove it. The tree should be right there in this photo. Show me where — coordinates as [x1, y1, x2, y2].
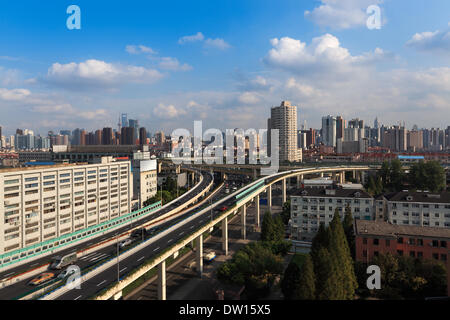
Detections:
[281, 262, 301, 300]
[328, 209, 358, 299]
[343, 204, 356, 259]
[294, 255, 316, 300]
[280, 200, 291, 225]
[314, 247, 341, 300]
[261, 211, 284, 242]
[310, 223, 329, 264]
[423, 161, 446, 192]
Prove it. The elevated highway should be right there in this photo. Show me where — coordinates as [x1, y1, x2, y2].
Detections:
[40, 164, 377, 300]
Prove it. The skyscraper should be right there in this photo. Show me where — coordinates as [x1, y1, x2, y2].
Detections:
[336, 116, 345, 140]
[267, 101, 301, 162]
[139, 127, 147, 145]
[102, 127, 113, 145]
[321, 115, 337, 147]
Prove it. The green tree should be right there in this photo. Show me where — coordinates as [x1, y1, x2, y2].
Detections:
[328, 209, 358, 299]
[310, 223, 329, 264]
[294, 255, 316, 300]
[261, 211, 284, 242]
[343, 204, 356, 259]
[281, 262, 301, 300]
[314, 247, 341, 300]
[280, 200, 291, 225]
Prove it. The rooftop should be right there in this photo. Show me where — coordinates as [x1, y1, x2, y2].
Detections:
[384, 191, 450, 204]
[355, 220, 450, 239]
[291, 187, 372, 199]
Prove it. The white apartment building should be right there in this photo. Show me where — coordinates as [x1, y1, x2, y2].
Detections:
[377, 191, 450, 228]
[268, 101, 301, 163]
[132, 159, 158, 208]
[0, 157, 132, 255]
[289, 187, 374, 241]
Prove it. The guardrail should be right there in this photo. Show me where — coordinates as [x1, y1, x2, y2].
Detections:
[0, 170, 208, 289]
[41, 165, 375, 300]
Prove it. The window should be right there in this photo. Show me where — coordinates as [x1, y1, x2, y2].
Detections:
[432, 240, 439, 247]
[363, 238, 367, 245]
[440, 241, 447, 248]
[417, 252, 423, 258]
[373, 238, 379, 246]
[397, 237, 403, 244]
[397, 250, 403, 256]
[417, 238, 423, 246]
[409, 251, 415, 257]
[409, 238, 415, 245]
[441, 254, 447, 262]
[386, 239, 390, 247]
[432, 253, 439, 260]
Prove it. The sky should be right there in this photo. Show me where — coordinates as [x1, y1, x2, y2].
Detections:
[0, 0, 450, 136]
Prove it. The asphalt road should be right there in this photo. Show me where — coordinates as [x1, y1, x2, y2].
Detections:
[0, 170, 214, 300]
[55, 179, 252, 300]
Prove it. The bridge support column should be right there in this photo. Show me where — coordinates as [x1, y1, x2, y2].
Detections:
[282, 179, 286, 204]
[352, 170, 356, 180]
[196, 234, 203, 277]
[297, 175, 303, 188]
[241, 205, 246, 239]
[332, 172, 337, 182]
[320, 172, 324, 178]
[222, 217, 228, 256]
[253, 168, 257, 180]
[158, 260, 166, 300]
[268, 185, 272, 209]
[340, 171, 345, 184]
[256, 194, 260, 227]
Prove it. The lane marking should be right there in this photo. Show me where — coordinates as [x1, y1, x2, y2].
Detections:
[179, 232, 184, 236]
[167, 239, 173, 243]
[97, 280, 107, 287]
[90, 253, 108, 262]
[153, 247, 160, 252]
[120, 267, 127, 273]
[74, 295, 82, 300]
[137, 256, 145, 262]
[3, 272, 15, 277]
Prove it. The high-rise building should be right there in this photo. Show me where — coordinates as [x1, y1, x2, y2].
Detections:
[139, 127, 147, 145]
[102, 128, 113, 145]
[321, 115, 337, 147]
[336, 116, 345, 141]
[121, 113, 128, 128]
[267, 101, 301, 162]
[382, 126, 407, 151]
[121, 127, 135, 145]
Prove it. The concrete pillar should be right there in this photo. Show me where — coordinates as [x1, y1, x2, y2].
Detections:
[320, 172, 324, 178]
[352, 170, 356, 180]
[253, 168, 257, 180]
[297, 174, 303, 188]
[158, 260, 166, 300]
[340, 171, 345, 184]
[222, 217, 228, 256]
[196, 234, 203, 277]
[282, 179, 286, 204]
[256, 194, 260, 227]
[268, 185, 272, 209]
[241, 205, 246, 239]
[332, 172, 337, 182]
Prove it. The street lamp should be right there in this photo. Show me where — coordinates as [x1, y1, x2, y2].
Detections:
[116, 235, 120, 284]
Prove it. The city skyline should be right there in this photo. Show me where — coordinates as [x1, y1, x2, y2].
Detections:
[0, 1, 450, 134]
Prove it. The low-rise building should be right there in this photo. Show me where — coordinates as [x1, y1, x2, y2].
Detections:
[378, 191, 450, 228]
[289, 186, 374, 241]
[354, 219, 450, 296]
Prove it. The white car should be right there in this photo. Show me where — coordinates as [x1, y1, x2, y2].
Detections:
[57, 267, 77, 279]
[119, 238, 133, 248]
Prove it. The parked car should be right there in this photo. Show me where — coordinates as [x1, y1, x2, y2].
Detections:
[29, 272, 55, 286]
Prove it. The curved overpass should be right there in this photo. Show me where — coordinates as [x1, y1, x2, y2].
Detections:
[41, 165, 378, 300]
[0, 169, 215, 297]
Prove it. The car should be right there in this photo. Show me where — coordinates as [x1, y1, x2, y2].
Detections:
[218, 206, 228, 212]
[131, 228, 148, 238]
[224, 188, 230, 194]
[29, 272, 55, 286]
[119, 238, 133, 248]
[50, 253, 78, 270]
[57, 267, 77, 280]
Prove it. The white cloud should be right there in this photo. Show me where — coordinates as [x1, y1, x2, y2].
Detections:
[204, 38, 231, 50]
[0, 88, 31, 101]
[178, 32, 205, 44]
[159, 57, 193, 71]
[264, 34, 386, 78]
[153, 103, 187, 119]
[126, 45, 157, 55]
[406, 24, 450, 53]
[238, 92, 261, 104]
[305, 0, 384, 30]
[45, 59, 163, 89]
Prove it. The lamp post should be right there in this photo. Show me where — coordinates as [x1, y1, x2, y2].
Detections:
[116, 235, 120, 284]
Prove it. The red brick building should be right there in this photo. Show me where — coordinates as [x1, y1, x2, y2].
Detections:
[354, 220, 450, 296]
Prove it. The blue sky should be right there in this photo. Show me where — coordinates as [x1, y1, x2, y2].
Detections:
[0, 0, 449, 135]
